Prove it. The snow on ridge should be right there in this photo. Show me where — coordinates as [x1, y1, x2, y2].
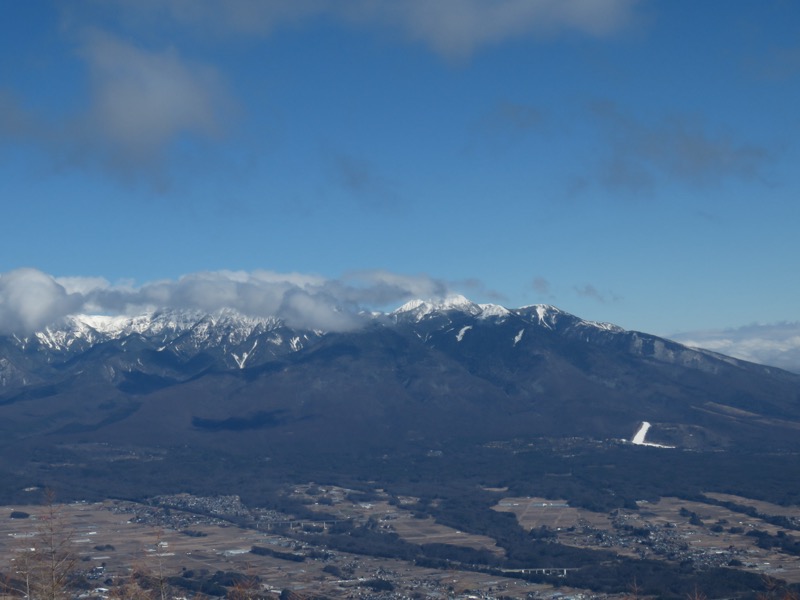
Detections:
[27, 299, 633, 355]
[478, 303, 510, 319]
[392, 299, 428, 313]
[510, 304, 563, 329]
[391, 295, 478, 321]
[393, 294, 477, 314]
[437, 294, 475, 310]
[390, 298, 626, 333]
[392, 295, 511, 321]
[27, 309, 289, 354]
[578, 319, 624, 333]
[67, 310, 209, 339]
[517, 303, 562, 312]
[66, 309, 281, 337]
[515, 304, 625, 334]
[70, 314, 132, 333]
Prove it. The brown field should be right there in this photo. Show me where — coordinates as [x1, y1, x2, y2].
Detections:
[492, 498, 611, 532]
[494, 496, 800, 583]
[290, 484, 505, 555]
[389, 515, 504, 556]
[6, 489, 800, 598]
[0, 501, 316, 587]
[704, 492, 800, 519]
[0, 498, 540, 599]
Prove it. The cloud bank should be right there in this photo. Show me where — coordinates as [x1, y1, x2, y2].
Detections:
[0, 268, 451, 334]
[671, 324, 800, 374]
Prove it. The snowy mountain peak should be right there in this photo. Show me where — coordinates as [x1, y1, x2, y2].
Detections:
[30, 309, 288, 355]
[514, 304, 563, 329]
[477, 303, 511, 319]
[392, 294, 486, 320]
[391, 298, 427, 313]
[437, 294, 476, 309]
[391, 295, 513, 322]
[515, 304, 624, 334]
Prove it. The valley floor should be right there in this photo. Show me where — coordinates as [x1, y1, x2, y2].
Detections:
[2, 486, 800, 600]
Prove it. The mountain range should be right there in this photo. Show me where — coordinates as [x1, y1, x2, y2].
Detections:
[1, 295, 799, 466]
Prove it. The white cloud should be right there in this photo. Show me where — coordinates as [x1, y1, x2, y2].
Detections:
[0, 269, 83, 333]
[671, 323, 800, 374]
[54, 276, 113, 295]
[111, 0, 641, 59]
[278, 288, 360, 331]
[0, 268, 455, 334]
[0, 31, 230, 189]
[77, 30, 230, 183]
[353, 0, 639, 59]
[338, 270, 450, 306]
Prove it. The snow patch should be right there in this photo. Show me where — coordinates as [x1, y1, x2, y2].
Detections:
[232, 339, 258, 369]
[631, 421, 674, 448]
[534, 305, 555, 329]
[456, 325, 472, 342]
[632, 421, 651, 445]
[513, 329, 525, 346]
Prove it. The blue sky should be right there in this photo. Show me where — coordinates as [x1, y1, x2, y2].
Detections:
[1, 1, 799, 362]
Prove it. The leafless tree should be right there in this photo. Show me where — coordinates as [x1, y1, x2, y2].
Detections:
[109, 530, 173, 600]
[226, 565, 264, 600]
[4, 490, 78, 600]
[687, 585, 707, 600]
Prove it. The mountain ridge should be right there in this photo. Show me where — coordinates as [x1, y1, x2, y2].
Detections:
[0, 298, 800, 506]
[4, 298, 637, 368]
[2, 298, 796, 405]
[1, 298, 799, 469]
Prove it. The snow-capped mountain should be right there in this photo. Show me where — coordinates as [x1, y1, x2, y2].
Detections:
[6, 308, 320, 370]
[3, 298, 623, 362]
[1, 296, 799, 460]
[0, 297, 777, 392]
[28, 309, 281, 354]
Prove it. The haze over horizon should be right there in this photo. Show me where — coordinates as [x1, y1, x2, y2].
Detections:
[1, 1, 798, 370]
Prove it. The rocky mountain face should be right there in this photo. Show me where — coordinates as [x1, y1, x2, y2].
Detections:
[1, 296, 799, 459]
